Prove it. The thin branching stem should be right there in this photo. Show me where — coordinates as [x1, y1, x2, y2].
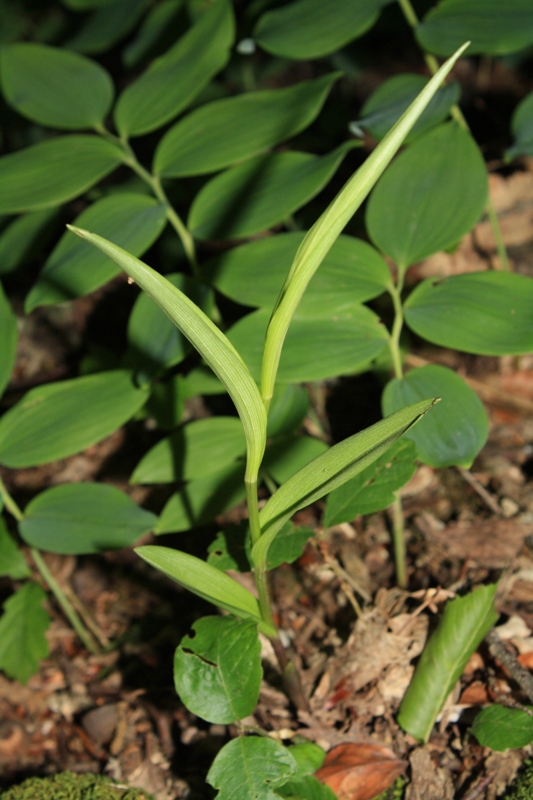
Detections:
[0, 476, 99, 654]
[396, 0, 510, 271]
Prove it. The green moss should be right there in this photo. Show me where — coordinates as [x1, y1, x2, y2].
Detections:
[0, 771, 157, 800]
[504, 761, 533, 800]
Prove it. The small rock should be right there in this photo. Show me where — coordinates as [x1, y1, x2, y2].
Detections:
[82, 703, 118, 746]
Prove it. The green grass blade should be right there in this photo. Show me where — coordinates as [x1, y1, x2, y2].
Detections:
[252, 399, 436, 572]
[260, 41, 470, 408]
[66, 227, 266, 481]
[398, 584, 499, 742]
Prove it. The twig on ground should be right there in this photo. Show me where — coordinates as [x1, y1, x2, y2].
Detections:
[456, 466, 503, 516]
[486, 628, 533, 705]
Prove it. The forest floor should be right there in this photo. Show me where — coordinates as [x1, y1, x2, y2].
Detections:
[2, 88, 533, 800]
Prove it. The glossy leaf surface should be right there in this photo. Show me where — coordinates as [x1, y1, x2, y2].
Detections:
[131, 417, 246, 484]
[189, 143, 356, 240]
[0, 282, 17, 399]
[0, 582, 50, 684]
[20, 484, 158, 555]
[0, 136, 123, 214]
[417, 0, 533, 56]
[382, 365, 488, 468]
[0, 43, 113, 129]
[0, 371, 149, 468]
[174, 616, 261, 723]
[404, 272, 533, 355]
[154, 73, 339, 176]
[203, 232, 391, 312]
[472, 705, 533, 751]
[26, 194, 167, 310]
[355, 74, 460, 143]
[135, 545, 271, 632]
[266, 384, 310, 438]
[228, 306, 388, 383]
[398, 584, 499, 742]
[263, 435, 329, 485]
[207, 737, 296, 800]
[115, 0, 234, 137]
[324, 439, 417, 527]
[68, 229, 266, 484]
[156, 463, 246, 532]
[254, 0, 388, 60]
[366, 123, 487, 268]
[253, 399, 436, 572]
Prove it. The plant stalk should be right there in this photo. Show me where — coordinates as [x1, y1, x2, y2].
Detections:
[0, 476, 100, 654]
[391, 493, 407, 589]
[396, 0, 510, 271]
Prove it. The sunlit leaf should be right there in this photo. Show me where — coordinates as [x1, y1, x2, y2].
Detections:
[472, 704, 533, 751]
[207, 737, 296, 800]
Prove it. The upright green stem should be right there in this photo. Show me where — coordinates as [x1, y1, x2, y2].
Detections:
[0, 477, 99, 654]
[387, 272, 406, 380]
[391, 493, 407, 588]
[396, 0, 510, 271]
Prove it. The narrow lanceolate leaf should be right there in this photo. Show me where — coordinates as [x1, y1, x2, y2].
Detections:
[154, 73, 339, 177]
[506, 90, 533, 161]
[252, 399, 436, 573]
[0, 371, 149, 468]
[66, 228, 266, 483]
[398, 584, 499, 742]
[135, 545, 275, 636]
[0, 136, 123, 214]
[260, 42, 470, 407]
[19, 484, 158, 555]
[0, 282, 17, 399]
[0, 582, 50, 684]
[0, 43, 114, 130]
[64, 0, 148, 55]
[114, 0, 234, 137]
[174, 616, 262, 724]
[207, 737, 297, 800]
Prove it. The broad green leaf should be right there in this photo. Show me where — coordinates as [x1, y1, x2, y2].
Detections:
[0, 282, 17, 399]
[0, 209, 58, 276]
[506, 91, 533, 160]
[366, 122, 488, 269]
[260, 45, 470, 407]
[227, 306, 389, 383]
[203, 232, 391, 312]
[254, 0, 388, 60]
[154, 73, 340, 177]
[25, 194, 167, 310]
[115, 0, 234, 137]
[0, 582, 50, 684]
[0, 136, 123, 214]
[0, 518, 31, 579]
[287, 743, 326, 776]
[472, 705, 533, 751]
[135, 544, 274, 634]
[145, 375, 185, 430]
[278, 776, 337, 800]
[207, 521, 314, 572]
[67, 228, 267, 484]
[188, 144, 356, 240]
[263, 435, 329, 485]
[65, 0, 149, 55]
[174, 616, 261, 723]
[19, 484, 158, 555]
[267, 384, 310, 438]
[181, 366, 224, 397]
[404, 272, 533, 355]
[354, 75, 460, 143]
[253, 399, 436, 572]
[398, 584, 499, 742]
[123, 0, 186, 68]
[126, 274, 212, 378]
[382, 365, 488, 468]
[155, 463, 246, 532]
[324, 439, 417, 527]
[131, 417, 246, 484]
[417, 0, 533, 56]
[0, 370, 149, 468]
[207, 737, 297, 800]
[63, 0, 119, 8]
[0, 43, 114, 130]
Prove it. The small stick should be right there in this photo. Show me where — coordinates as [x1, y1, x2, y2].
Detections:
[462, 773, 495, 800]
[456, 466, 502, 516]
[485, 628, 533, 705]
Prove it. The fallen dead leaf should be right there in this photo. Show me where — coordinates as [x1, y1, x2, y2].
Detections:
[314, 743, 407, 800]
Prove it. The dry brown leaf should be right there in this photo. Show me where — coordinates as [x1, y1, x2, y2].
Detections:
[315, 743, 407, 800]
